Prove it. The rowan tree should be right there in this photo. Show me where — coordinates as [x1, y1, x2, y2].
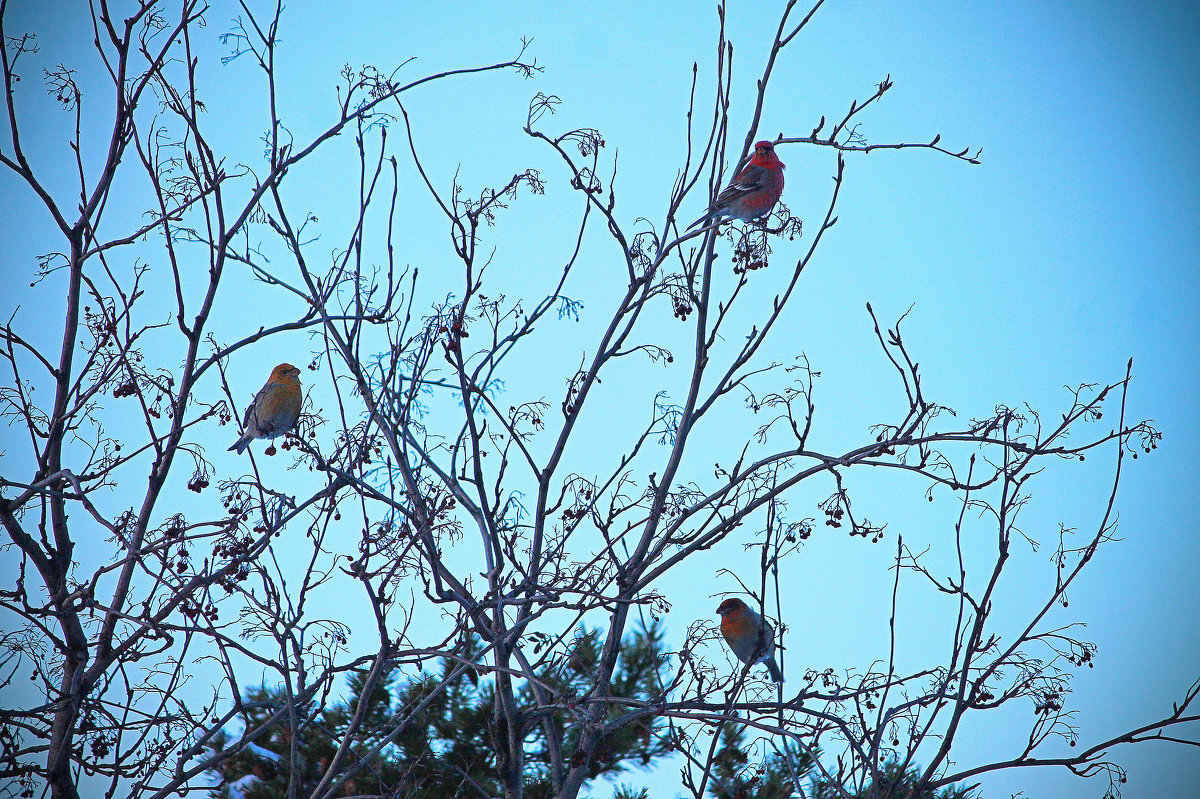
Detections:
[0, 2, 1195, 799]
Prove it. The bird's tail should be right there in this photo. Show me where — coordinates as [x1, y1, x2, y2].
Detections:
[228, 436, 251, 454]
[686, 211, 716, 231]
[765, 656, 784, 683]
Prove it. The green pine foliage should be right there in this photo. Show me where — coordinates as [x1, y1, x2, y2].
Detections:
[809, 758, 976, 799]
[207, 622, 672, 798]
[707, 722, 974, 799]
[208, 621, 973, 799]
[207, 673, 408, 798]
[707, 721, 811, 799]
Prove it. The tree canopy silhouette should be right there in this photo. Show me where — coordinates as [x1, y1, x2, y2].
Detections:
[0, 2, 1195, 799]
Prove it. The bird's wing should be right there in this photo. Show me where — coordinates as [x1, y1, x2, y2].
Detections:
[243, 383, 274, 431]
[714, 163, 767, 204]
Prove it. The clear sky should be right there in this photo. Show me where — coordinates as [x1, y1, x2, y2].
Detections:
[2, 0, 1198, 796]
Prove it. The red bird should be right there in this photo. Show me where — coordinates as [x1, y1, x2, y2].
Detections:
[716, 597, 784, 683]
[228, 363, 303, 454]
[688, 140, 785, 230]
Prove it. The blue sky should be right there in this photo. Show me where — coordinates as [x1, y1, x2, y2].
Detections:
[2, 0, 1198, 796]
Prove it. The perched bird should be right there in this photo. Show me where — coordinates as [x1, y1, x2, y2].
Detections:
[228, 363, 303, 454]
[716, 597, 784, 683]
[688, 140, 785, 230]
